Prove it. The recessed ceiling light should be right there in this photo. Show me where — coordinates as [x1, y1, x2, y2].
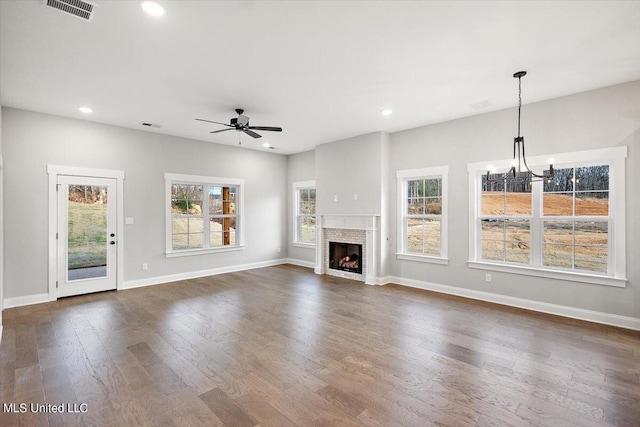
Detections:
[79, 107, 93, 114]
[141, 1, 165, 17]
[381, 109, 392, 116]
[262, 142, 271, 148]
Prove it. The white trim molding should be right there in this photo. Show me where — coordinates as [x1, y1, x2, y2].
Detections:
[315, 214, 381, 285]
[396, 165, 449, 264]
[164, 172, 245, 257]
[47, 165, 126, 301]
[387, 275, 640, 331]
[4, 293, 50, 309]
[5, 264, 637, 331]
[467, 146, 627, 287]
[468, 261, 626, 287]
[293, 180, 317, 245]
[396, 253, 449, 265]
[285, 258, 316, 269]
[292, 242, 315, 249]
[5, 260, 289, 308]
[123, 259, 288, 290]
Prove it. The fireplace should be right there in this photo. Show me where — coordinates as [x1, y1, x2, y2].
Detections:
[329, 242, 363, 274]
[315, 215, 381, 284]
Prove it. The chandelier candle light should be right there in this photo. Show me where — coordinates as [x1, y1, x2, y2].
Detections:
[485, 71, 554, 184]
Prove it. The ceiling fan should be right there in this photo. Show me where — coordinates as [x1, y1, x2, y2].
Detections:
[195, 109, 282, 139]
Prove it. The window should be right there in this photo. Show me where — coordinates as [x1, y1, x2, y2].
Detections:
[165, 173, 244, 257]
[468, 147, 627, 286]
[293, 181, 316, 245]
[480, 176, 532, 264]
[542, 166, 609, 273]
[397, 166, 448, 264]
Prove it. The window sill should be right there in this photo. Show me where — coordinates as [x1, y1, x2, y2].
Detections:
[396, 253, 449, 265]
[166, 245, 245, 258]
[292, 242, 315, 249]
[468, 261, 627, 287]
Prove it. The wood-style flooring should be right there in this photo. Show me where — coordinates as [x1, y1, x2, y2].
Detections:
[1, 264, 639, 426]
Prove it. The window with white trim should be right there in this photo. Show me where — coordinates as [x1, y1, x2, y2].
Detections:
[397, 166, 448, 264]
[542, 166, 609, 272]
[165, 173, 244, 257]
[468, 147, 627, 286]
[480, 176, 532, 264]
[293, 181, 316, 245]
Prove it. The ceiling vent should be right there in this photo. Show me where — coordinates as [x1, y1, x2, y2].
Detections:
[142, 122, 162, 128]
[44, 0, 97, 22]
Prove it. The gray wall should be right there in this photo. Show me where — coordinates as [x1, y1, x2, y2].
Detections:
[286, 150, 316, 264]
[315, 132, 387, 215]
[379, 132, 391, 279]
[3, 80, 638, 321]
[314, 131, 391, 280]
[2, 107, 288, 299]
[389, 80, 640, 318]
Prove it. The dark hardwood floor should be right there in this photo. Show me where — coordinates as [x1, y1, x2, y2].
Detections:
[1, 264, 639, 426]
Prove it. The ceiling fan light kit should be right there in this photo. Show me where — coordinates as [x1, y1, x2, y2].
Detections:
[485, 71, 554, 186]
[196, 108, 282, 146]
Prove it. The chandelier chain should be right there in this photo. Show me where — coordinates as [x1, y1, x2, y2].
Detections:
[517, 75, 522, 137]
[483, 71, 554, 186]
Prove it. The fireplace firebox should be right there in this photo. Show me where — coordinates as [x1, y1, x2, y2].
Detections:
[329, 242, 363, 274]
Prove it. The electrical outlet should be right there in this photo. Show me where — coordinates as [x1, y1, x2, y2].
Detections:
[277, 247, 281, 253]
[142, 263, 148, 271]
[485, 273, 491, 282]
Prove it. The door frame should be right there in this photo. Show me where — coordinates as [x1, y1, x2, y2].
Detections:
[47, 165, 125, 301]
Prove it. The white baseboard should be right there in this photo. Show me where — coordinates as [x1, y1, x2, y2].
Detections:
[0, 324, 3, 345]
[365, 275, 390, 286]
[4, 266, 638, 331]
[122, 258, 289, 290]
[4, 292, 50, 309]
[388, 276, 640, 331]
[284, 258, 315, 269]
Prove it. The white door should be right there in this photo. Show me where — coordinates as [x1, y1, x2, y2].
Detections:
[57, 176, 118, 297]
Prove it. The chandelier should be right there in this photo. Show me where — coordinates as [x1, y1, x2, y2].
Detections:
[485, 71, 554, 184]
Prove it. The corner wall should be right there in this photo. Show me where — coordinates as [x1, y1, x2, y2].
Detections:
[287, 150, 316, 265]
[1, 108, 288, 301]
[388, 80, 640, 320]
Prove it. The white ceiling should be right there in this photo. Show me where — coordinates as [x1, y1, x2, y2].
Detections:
[2, 1, 639, 154]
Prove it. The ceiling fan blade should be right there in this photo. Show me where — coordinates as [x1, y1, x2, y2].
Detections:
[243, 129, 262, 139]
[210, 128, 234, 134]
[195, 118, 233, 127]
[247, 126, 282, 132]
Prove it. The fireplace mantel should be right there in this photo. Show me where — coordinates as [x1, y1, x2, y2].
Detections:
[315, 214, 381, 285]
[317, 214, 379, 231]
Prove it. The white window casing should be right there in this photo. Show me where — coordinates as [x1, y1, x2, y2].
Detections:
[165, 173, 244, 257]
[467, 146, 627, 287]
[396, 166, 449, 265]
[292, 180, 316, 247]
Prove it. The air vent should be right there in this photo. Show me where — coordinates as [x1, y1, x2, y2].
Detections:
[45, 0, 97, 22]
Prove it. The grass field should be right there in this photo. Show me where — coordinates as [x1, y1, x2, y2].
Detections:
[171, 217, 236, 249]
[68, 201, 107, 270]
